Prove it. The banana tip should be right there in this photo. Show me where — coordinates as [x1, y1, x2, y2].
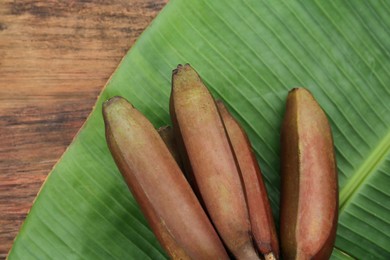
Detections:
[289, 87, 311, 95]
[264, 252, 277, 260]
[172, 63, 192, 75]
[103, 96, 123, 108]
[215, 99, 223, 105]
[157, 125, 172, 132]
[102, 96, 135, 121]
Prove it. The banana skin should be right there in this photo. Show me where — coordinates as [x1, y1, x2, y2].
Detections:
[157, 125, 184, 170]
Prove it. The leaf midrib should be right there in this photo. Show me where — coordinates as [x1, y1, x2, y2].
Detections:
[339, 129, 390, 213]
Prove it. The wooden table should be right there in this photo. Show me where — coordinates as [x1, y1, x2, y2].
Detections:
[0, 0, 167, 258]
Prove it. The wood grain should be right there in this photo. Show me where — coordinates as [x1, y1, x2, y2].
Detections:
[0, 0, 167, 258]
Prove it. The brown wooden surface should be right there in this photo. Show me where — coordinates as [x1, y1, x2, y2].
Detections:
[0, 0, 167, 258]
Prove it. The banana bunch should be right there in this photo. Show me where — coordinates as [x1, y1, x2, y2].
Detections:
[102, 64, 338, 260]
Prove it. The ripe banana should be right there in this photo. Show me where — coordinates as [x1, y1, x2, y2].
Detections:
[217, 100, 279, 260]
[103, 96, 229, 260]
[280, 88, 338, 260]
[170, 64, 259, 259]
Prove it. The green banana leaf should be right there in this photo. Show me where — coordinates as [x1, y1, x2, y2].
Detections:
[8, 0, 390, 259]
